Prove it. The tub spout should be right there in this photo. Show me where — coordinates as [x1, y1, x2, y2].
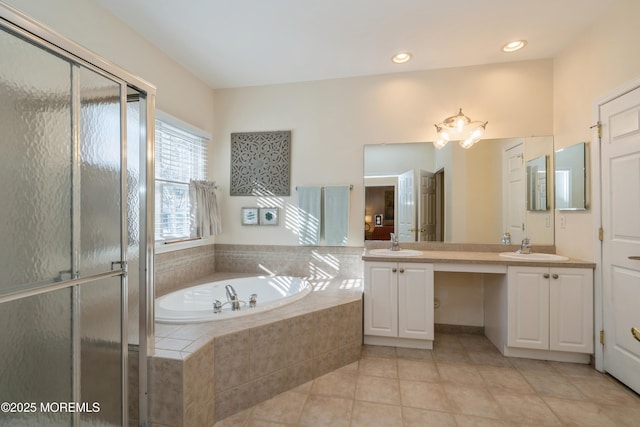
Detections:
[225, 284, 241, 311]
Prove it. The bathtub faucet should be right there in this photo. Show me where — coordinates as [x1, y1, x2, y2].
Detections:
[213, 300, 222, 314]
[225, 284, 241, 311]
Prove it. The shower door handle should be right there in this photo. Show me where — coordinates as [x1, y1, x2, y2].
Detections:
[111, 261, 128, 277]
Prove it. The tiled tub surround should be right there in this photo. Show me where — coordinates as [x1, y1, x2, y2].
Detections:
[149, 273, 363, 426]
[155, 244, 217, 296]
[213, 244, 364, 280]
[155, 244, 364, 297]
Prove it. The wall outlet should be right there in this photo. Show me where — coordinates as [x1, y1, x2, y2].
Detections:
[545, 216, 551, 228]
[560, 215, 566, 229]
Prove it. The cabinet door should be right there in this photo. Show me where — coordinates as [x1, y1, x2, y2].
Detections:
[508, 267, 549, 350]
[398, 263, 434, 340]
[364, 262, 398, 337]
[549, 268, 594, 353]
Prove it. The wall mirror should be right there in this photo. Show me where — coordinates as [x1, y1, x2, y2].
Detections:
[526, 155, 549, 211]
[364, 136, 555, 245]
[555, 142, 586, 210]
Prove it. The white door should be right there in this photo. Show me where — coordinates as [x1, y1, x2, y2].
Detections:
[507, 267, 549, 350]
[364, 262, 397, 337]
[419, 170, 436, 241]
[549, 268, 593, 354]
[398, 263, 434, 340]
[503, 142, 526, 243]
[600, 85, 640, 394]
[397, 170, 416, 242]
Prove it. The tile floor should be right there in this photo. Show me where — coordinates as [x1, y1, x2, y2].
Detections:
[213, 333, 640, 426]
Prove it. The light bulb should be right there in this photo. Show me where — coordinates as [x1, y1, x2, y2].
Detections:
[434, 139, 448, 149]
[503, 40, 527, 53]
[392, 52, 412, 64]
[460, 137, 475, 149]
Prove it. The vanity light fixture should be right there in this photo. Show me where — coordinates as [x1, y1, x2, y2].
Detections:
[502, 40, 527, 53]
[391, 52, 412, 64]
[434, 108, 488, 149]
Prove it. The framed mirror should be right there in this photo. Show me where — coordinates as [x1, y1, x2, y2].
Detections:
[555, 142, 586, 210]
[526, 155, 548, 211]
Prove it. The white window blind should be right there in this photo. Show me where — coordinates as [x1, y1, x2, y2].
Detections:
[155, 119, 207, 242]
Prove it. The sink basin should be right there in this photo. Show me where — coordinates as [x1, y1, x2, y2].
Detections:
[369, 249, 423, 257]
[499, 252, 569, 261]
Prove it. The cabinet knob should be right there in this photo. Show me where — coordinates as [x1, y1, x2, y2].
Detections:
[399, 268, 405, 273]
[543, 273, 550, 279]
[392, 268, 397, 273]
[552, 274, 559, 279]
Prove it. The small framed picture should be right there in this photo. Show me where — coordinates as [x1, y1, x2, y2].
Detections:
[259, 207, 279, 225]
[241, 207, 259, 225]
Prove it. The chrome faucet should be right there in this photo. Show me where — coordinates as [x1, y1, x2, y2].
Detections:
[389, 233, 400, 251]
[213, 300, 222, 314]
[519, 238, 532, 254]
[225, 284, 241, 311]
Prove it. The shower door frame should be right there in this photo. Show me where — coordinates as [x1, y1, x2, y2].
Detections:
[0, 3, 156, 426]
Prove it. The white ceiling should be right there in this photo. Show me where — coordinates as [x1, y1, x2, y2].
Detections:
[95, 0, 620, 89]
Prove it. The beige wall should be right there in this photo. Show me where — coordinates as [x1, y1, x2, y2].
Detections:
[213, 59, 554, 246]
[553, 0, 640, 260]
[11, 0, 639, 260]
[3, 0, 215, 135]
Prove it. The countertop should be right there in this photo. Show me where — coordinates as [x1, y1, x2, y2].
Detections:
[362, 248, 596, 269]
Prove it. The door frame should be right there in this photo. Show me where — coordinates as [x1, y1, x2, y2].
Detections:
[591, 75, 640, 371]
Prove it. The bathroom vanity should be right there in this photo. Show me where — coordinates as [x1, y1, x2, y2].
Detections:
[362, 248, 595, 363]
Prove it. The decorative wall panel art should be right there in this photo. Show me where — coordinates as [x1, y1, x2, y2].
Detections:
[230, 130, 291, 196]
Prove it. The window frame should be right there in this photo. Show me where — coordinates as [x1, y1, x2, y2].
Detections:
[154, 111, 211, 252]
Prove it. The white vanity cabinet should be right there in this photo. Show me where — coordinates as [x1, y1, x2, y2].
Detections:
[364, 261, 434, 348]
[507, 266, 593, 354]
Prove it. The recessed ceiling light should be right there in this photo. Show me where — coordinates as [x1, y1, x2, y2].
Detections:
[502, 40, 527, 53]
[391, 52, 412, 64]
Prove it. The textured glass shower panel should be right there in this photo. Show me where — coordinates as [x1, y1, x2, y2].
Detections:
[0, 27, 72, 294]
[0, 288, 73, 426]
[80, 276, 123, 426]
[79, 67, 123, 278]
[126, 92, 142, 344]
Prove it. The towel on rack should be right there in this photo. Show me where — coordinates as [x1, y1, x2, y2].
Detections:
[324, 186, 350, 246]
[297, 186, 322, 245]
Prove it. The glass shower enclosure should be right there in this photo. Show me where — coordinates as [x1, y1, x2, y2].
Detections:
[0, 4, 155, 426]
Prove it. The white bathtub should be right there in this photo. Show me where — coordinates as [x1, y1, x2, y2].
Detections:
[155, 276, 312, 323]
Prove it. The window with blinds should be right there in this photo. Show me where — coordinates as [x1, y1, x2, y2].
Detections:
[155, 119, 207, 242]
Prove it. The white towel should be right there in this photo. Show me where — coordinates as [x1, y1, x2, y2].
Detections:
[297, 186, 322, 245]
[324, 186, 350, 246]
[189, 180, 222, 237]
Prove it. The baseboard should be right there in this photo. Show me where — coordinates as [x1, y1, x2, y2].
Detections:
[434, 323, 484, 335]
